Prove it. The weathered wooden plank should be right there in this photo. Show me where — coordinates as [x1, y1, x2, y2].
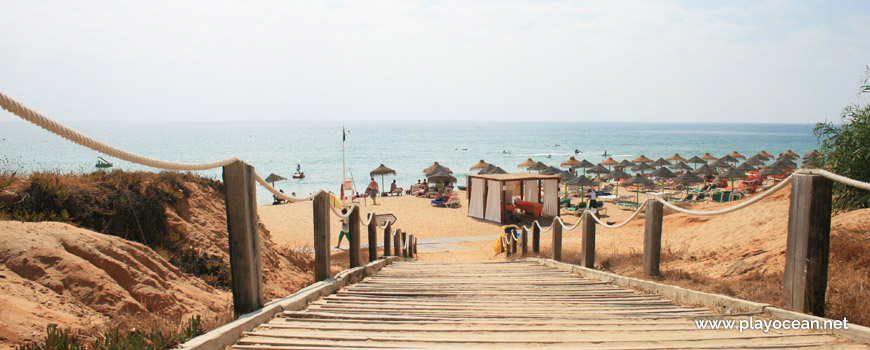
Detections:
[312, 191, 331, 281]
[349, 205, 361, 268]
[383, 221, 392, 257]
[581, 210, 596, 268]
[222, 161, 264, 316]
[367, 213, 378, 262]
[784, 174, 833, 317]
[643, 199, 663, 277]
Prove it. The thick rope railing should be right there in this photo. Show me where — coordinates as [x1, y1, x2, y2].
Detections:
[0, 92, 242, 171]
[653, 175, 793, 216]
[587, 200, 648, 227]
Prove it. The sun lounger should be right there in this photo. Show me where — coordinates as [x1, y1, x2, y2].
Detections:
[431, 194, 459, 207]
[561, 202, 587, 216]
[616, 202, 639, 210]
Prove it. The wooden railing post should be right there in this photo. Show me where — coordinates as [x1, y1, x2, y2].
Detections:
[533, 224, 540, 253]
[581, 210, 596, 268]
[312, 191, 331, 282]
[784, 174, 833, 317]
[401, 231, 408, 258]
[510, 232, 517, 255]
[383, 222, 392, 256]
[349, 205, 361, 268]
[643, 199, 663, 277]
[552, 220, 562, 261]
[222, 161, 264, 317]
[408, 234, 415, 258]
[367, 214, 378, 262]
[521, 227, 528, 255]
[412, 237, 417, 256]
[394, 229, 401, 258]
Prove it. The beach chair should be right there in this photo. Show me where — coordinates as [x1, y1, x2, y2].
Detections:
[671, 193, 694, 202]
[616, 201, 639, 210]
[445, 195, 461, 208]
[561, 202, 587, 216]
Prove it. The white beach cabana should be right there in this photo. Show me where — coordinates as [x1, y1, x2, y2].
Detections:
[466, 173, 561, 224]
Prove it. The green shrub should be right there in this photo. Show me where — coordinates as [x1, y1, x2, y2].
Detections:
[814, 68, 870, 212]
[18, 316, 202, 350]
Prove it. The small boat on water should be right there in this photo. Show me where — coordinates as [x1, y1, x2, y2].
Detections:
[95, 156, 113, 169]
[293, 163, 305, 179]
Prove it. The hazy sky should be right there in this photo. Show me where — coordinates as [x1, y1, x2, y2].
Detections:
[1, 0, 868, 123]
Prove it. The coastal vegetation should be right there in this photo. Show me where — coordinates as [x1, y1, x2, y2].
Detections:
[814, 67, 870, 211]
[18, 316, 203, 350]
[0, 170, 231, 287]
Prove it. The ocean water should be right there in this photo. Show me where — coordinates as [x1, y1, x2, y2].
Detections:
[0, 120, 819, 204]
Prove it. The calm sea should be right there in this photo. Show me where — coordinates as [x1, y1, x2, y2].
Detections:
[1, 120, 819, 204]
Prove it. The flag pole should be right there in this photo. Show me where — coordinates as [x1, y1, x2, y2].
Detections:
[342, 126, 347, 204]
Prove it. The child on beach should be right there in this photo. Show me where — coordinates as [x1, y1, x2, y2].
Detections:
[336, 208, 350, 249]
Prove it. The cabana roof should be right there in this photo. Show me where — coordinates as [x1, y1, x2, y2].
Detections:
[467, 174, 562, 182]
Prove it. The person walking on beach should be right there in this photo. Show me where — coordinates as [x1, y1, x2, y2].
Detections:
[587, 187, 598, 218]
[336, 208, 350, 249]
[367, 177, 379, 205]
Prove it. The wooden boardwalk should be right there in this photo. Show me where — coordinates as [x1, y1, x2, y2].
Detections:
[234, 261, 864, 349]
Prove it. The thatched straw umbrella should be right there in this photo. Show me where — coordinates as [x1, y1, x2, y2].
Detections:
[805, 149, 824, 157]
[718, 154, 739, 164]
[470, 160, 489, 171]
[708, 159, 731, 169]
[632, 155, 654, 164]
[666, 153, 687, 162]
[540, 166, 563, 175]
[370, 164, 397, 192]
[729, 151, 746, 160]
[632, 162, 656, 175]
[734, 162, 756, 173]
[700, 153, 717, 163]
[746, 155, 766, 166]
[518, 158, 536, 172]
[425, 163, 452, 176]
[686, 155, 706, 169]
[758, 150, 774, 159]
[650, 166, 677, 192]
[586, 164, 611, 190]
[802, 153, 822, 169]
[601, 157, 619, 170]
[479, 164, 508, 175]
[605, 169, 632, 196]
[574, 159, 596, 175]
[718, 168, 747, 190]
[426, 168, 457, 184]
[653, 158, 672, 169]
[567, 175, 596, 195]
[528, 161, 549, 172]
[772, 158, 797, 170]
[622, 175, 654, 204]
[783, 149, 799, 157]
[759, 166, 788, 181]
[674, 171, 704, 196]
[264, 173, 287, 187]
[615, 159, 633, 169]
[669, 161, 693, 172]
[560, 156, 581, 170]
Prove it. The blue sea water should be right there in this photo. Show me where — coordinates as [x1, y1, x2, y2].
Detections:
[0, 120, 819, 204]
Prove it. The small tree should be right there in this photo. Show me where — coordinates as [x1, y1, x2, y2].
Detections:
[813, 66, 870, 212]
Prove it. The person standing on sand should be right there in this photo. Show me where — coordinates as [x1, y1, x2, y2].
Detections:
[336, 208, 350, 249]
[367, 177, 379, 205]
[587, 187, 598, 218]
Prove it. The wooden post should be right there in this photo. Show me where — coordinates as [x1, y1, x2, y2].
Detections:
[222, 161, 264, 316]
[413, 237, 417, 256]
[784, 174, 833, 317]
[312, 191, 331, 282]
[367, 214, 377, 262]
[505, 233, 511, 257]
[348, 206, 361, 268]
[521, 227, 528, 255]
[402, 231, 408, 258]
[510, 232, 517, 255]
[394, 229, 401, 258]
[533, 224, 540, 253]
[552, 220, 562, 262]
[643, 199, 663, 277]
[408, 234, 414, 258]
[581, 211, 596, 268]
[383, 221, 392, 257]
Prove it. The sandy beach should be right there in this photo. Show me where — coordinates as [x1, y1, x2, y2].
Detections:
[258, 183, 791, 275]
